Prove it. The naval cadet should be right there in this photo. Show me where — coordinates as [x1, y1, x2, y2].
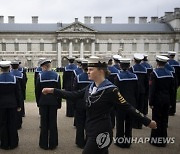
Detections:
[168, 51, 180, 116]
[34, 58, 45, 116]
[74, 58, 83, 76]
[141, 54, 153, 115]
[73, 60, 91, 149]
[149, 55, 174, 147]
[107, 57, 120, 129]
[73, 58, 84, 127]
[16, 60, 27, 117]
[114, 58, 138, 148]
[62, 57, 77, 117]
[35, 59, 62, 150]
[129, 53, 149, 129]
[0, 61, 21, 150]
[10, 61, 25, 129]
[113, 55, 122, 70]
[34, 58, 45, 87]
[42, 56, 157, 154]
[161, 54, 176, 116]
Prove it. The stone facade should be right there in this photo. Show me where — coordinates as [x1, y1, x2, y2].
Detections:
[0, 8, 180, 68]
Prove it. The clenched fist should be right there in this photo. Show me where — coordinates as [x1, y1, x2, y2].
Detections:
[42, 88, 54, 95]
[148, 120, 157, 129]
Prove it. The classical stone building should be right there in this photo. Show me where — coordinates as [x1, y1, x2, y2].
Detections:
[0, 8, 180, 67]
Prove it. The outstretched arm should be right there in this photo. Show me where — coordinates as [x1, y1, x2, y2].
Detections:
[112, 88, 157, 129]
[42, 87, 86, 100]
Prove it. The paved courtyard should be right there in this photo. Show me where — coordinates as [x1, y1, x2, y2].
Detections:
[0, 102, 180, 154]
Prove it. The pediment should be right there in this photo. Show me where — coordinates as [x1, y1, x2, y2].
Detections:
[58, 22, 96, 33]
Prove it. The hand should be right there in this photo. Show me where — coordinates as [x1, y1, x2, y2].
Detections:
[17, 107, 21, 112]
[148, 120, 157, 129]
[42, 88, 54, 95]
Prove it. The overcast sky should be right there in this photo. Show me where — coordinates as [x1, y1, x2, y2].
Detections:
[0, 0, 180, 24]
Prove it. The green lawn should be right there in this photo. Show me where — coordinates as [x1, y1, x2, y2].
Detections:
[26, 72, 35, 102]
[25, 72, 180, 102]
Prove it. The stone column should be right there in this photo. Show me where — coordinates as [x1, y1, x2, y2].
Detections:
[80, 41, 84, 58]
[174, 42, 179, 61]
[69, 41, 73, 57]
[91, 41, 95, 56]
[57, 42, 62, 67]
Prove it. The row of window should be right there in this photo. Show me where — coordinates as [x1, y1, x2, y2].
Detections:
[0, 43, 176, 51]
[1, 43, 57, 51]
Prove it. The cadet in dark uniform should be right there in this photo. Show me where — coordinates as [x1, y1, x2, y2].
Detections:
[62, 57, 77, 117]
[42, 57, 157, 154]
[141, 54, 153, 115]
[129, 53, 149, 129]
[163, 60, 176, 116]
[74, 58, 83, 76]
[167, 51, 180, 116]
[149, 55, 174, 147]
[10, 61, 25, 129]
[73, 60, 91, 148]
[34, 58, 45, 115]
[35, 59, 62, 150]
[107, 57, 119, 129]
[73, 58, 84, 127]
[0, 61, 21, 150]
[113, 55, 122, 70]
[17, 60, 27, 117]
[34, 58, 45, 87]
[114, 58, 138, 148]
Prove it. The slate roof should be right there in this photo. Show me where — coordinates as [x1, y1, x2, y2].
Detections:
[0, 22, 174, 33]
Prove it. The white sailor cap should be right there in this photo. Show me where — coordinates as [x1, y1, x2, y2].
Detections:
[39, 57, 46, 61]
[0, 61, 11, 68]
[119, 58, 131, 64]
[82, 59, 88, 64]
[68, 57, 75, 60]
[143, 54, 148, 57]
[160, 53, 168, 57]
[156, 55, 169, 62]
[14, 57, 21, 64]
[75, 58, 84, 63]
[113, 55, 122, 61]
[11, 60, 20, 65]
[133, 53, 144, 60]
[39, 59, 51, 66]
[87, 56, 108, 67]
[38, 57, 46, 64]
[168, 51, 176, 56]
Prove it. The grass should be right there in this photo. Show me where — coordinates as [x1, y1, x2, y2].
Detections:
[26, 72, 35, 102]
[25, 72, 180, 102]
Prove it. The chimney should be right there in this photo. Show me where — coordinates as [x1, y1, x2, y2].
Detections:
[32, 16, 38, 24]
[8, 16, 15, 23]
[128, 16, 135, 24]
[0, 16, 4, 23]
[174, 8, 180, 13]
[93, 16, 101, 24]
[105, 17, 112, 24]
[151, 17, 158, 23]
[139, 17, 147, 24]
[75, 18, 78, 22]
[57, 22, 62, 27]
[165, 12, 173, 16]
[84, 16, 91, 24]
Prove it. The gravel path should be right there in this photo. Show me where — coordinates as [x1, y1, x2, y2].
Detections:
[0, 102, 180, 154]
